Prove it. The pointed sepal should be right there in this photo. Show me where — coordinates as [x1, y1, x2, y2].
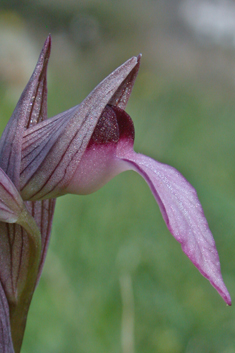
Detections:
[20, 55, 141, 200]
[0, 35, 51, 188]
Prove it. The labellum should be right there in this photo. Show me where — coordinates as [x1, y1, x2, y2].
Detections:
[0, 36, 231, 352]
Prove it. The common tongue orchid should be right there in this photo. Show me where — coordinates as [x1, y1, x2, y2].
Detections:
[0, 36, 231, 352]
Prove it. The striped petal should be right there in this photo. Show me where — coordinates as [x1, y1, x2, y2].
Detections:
[0, 36, 54, 353]
[0, 281, 14, 353]
[20, 56, 141, 200]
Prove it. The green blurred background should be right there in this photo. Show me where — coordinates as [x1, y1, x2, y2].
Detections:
[1, 0, 235, 352]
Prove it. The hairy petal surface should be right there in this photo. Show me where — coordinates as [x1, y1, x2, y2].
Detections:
[116, 148, 231, 305]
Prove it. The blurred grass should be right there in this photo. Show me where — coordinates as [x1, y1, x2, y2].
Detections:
[1, 2, 235, 352]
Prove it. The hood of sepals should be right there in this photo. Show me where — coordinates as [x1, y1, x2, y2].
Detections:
[20, 54, 141, 202]
[65, 104, 135, 195]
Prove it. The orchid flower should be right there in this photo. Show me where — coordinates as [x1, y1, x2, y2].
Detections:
[0, 36, 231, 352]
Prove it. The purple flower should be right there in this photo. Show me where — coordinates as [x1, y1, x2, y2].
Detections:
[0, 36, 231, 352]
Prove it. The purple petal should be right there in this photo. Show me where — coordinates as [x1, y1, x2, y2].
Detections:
[0, 169, 42, 351]
[0, 221, 41, 352]
[0, 35, 54, 292]
[0, 168, 25, 224]
[0, 281, 14, 353]
[0, 35, 51, 189]
[0, 35, 56, 285]
[0, 37, 54, 351]
[117, 149, 231, 305]
[109, 54, 141, 109]
[20, 56, 141, 200]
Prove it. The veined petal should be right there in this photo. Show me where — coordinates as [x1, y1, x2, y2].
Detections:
[0, 168, 42, 351]
[0, 219, 41, 353]
[0, 36, 56, 352]
[0, 167, 41, 252]
[0, 168, 26, 224]
[20, 56, 141, 200]
[117, 148, 231, 305]
[0, 35, 51, 189]
[0, 281, 14, 353]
